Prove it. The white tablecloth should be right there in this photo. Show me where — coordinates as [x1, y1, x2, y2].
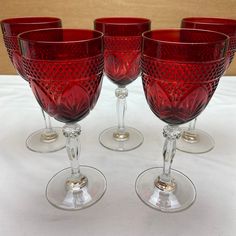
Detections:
[0, 75, 235, 236]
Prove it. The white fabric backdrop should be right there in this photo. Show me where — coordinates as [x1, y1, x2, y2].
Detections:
[0, 75, 235, 236]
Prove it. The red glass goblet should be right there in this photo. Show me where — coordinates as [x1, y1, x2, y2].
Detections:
[94, 17, 151, 151]
[1, 17, 65, 153]
[177, 17, 236, 154]
[19, 29, 106, 210]
[135, 29, 228, 212]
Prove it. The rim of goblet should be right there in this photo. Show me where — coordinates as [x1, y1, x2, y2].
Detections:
[182, 17, 236, 26]
[18, 28, 104, 44]
[94, 17, 151, 26]
[142, 28, 229, 46]
[1, 16, 61, 25]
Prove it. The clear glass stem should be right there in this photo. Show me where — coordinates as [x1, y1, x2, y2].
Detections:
[63, 123, 87, 190]
[182, 118, 198, 143]
[63, 123, 81, 176]
[155, 125, 182, 191]
[41, 108, 53, 131]
[188, 118, 197, 131]
[41, 109, 58, 142]
[113, 86, 129, 141]
[161, 137, 175, 183]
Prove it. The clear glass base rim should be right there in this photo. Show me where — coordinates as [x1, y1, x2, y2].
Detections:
[176, 128, 215, 154]
[99, 126, 144, 152]
[46, 165, 107, 211]
[135, 167, 197, 213]
[26, 127, 65, 153]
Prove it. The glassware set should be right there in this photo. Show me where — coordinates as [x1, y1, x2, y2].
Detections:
[1, 16, 234, 212]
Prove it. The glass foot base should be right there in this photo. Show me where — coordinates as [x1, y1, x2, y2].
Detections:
[176, 128, 215, 154]
[46, 166, 107, 210]
[99, 126, 144, 152]
[135, 167, 196, 213]
[26, 127, 65, 153]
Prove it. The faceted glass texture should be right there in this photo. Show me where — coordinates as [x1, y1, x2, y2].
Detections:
[141, 29, 228, 125]
[2, 34, 25, 78]
[23, 56, 103, 123]
[19, 29, 104, 123]
[1, 17, 62, 80]
[94, 17, 151, 86]
[104, 36, 142, 86]
[142, 56, 225, 124]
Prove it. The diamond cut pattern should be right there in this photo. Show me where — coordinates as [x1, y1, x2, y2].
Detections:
[3, 34, 18, 63]
[104, 36, 142, 86]
[3, 35, 18, 52]
[142, 55, 226, 124]
[23, 55, 103, 80]
[3, 34, 26, 79]
[22, 54, 103, 123]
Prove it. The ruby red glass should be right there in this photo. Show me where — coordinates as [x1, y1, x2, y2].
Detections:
[182, 17, 236, 70]
[176, 17, 236, 154]
[1, 17, 62, 78]
[19, 28, 106, 210]
[135, 29, 228, 212]
[0, 17, 65, 153]
[94, 17, 151, 151]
